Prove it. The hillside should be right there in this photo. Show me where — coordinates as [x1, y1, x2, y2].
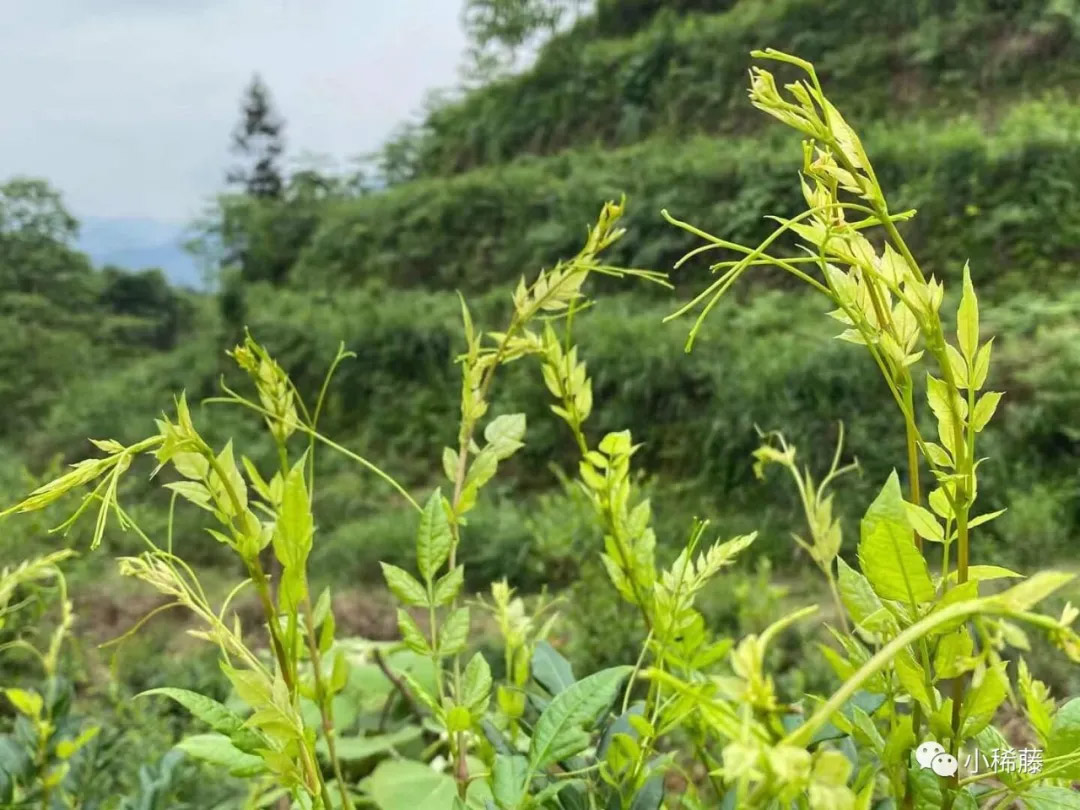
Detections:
[6, 0, 1079, 580]
[3, 2, 1080, 805]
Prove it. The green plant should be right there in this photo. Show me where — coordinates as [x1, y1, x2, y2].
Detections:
[0, 551, 103, 806]
[3, 50, 1080, 810]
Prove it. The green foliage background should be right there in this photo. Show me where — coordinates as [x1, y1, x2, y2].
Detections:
[2, 0, 1080, 803]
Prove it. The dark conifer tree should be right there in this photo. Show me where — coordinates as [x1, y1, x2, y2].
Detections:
[227, 74, 285, 199]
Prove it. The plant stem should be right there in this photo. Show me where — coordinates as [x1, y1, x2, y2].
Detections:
[302, 593, 354, 810]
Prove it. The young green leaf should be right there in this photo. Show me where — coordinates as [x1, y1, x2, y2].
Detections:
[461, 652, 492, 715]
[438, 607, 470, 657]
[273, 457, 313, 569]
[381, 563, 430, 607]
[431, 565, 465, 606]
[960, 662, 1007, 738]
[416, 490, 452, 583]
[857, 472, 935, 604]
[957, 262, 979, 362]
[484, 413, 526, 460]
[397, 609, 432, 656]
[971, 391, 1002, 432]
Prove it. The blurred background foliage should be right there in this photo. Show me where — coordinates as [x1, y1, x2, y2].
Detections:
[2, 0, 1079, 803]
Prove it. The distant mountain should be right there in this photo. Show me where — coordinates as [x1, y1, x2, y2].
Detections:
[77, 216, 203, 289]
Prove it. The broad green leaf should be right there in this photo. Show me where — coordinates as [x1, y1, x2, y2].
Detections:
[857, 472, 935, 604]
[837, 558, 895, 636]
[849, 705, 884, 754]
[531, 640, 576, 696]
[960, 663, 1007, 738]
[1021, 786, 1080, 810]
[381, 563, 429, 607]
[209, 441, 247, 516]
[629, 774, 665, 810]
[273, 457, 312, 569]
[492, 753, 528, 808]
[528, 666, 632, 770]
[1047, 698, 1080, 778]
[318, 726, 422, 762]
[417, 490, 452, 583]
[484, 413, 526, 460]
[883, 714, 914, 766]
[360, 759, 456, 810]
[174, 733, 264, 777]
[908, 761, 943, 810]
[894, 650, 932, 712]
[138, 688, 263, 753]
[933, 629, 973, 679]
[163, 481, 213, 511]
[957, 262, 978, 362]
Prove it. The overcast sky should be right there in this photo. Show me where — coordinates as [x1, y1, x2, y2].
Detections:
[0, 1, 468, 223]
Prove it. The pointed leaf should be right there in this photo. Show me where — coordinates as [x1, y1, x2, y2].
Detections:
[857, 472, 935, 604]
[528, 666, 632, 770]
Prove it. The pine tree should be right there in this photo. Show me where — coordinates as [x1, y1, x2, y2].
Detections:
[227, 74, 285, 199]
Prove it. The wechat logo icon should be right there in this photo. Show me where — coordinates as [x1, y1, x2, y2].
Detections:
[915, 741, 958, 777]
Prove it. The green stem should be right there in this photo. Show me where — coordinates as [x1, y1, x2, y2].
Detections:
[302, 594, 354, 810]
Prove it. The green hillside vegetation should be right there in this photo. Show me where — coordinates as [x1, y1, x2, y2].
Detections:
[2, 1, 1080, 803]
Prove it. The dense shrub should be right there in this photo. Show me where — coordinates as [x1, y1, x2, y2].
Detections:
[293, 100, 1080, 297]
[399, 0, 1080, 176]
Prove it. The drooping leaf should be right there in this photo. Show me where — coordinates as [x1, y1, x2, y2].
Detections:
[138, 688, 263, 753]
[174, 733, 264, 777]
[993, 571, 1075, 611]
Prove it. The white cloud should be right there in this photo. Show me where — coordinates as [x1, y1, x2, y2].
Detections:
[0, 1, 467, 221]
